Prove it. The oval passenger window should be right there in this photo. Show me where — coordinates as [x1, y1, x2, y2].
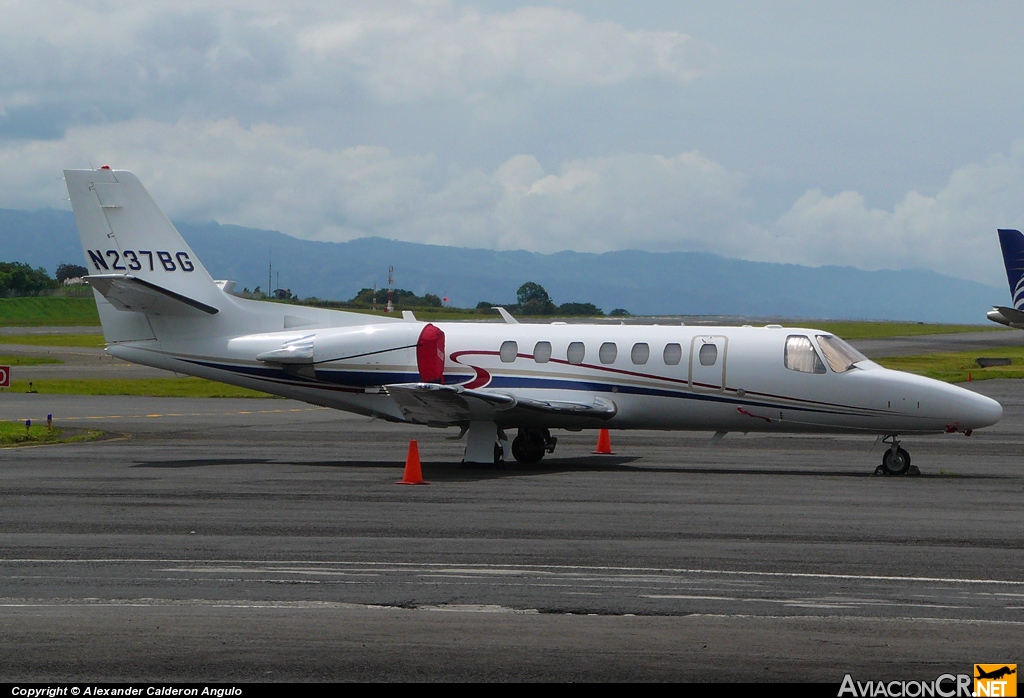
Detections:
[533, 341, 551, 363]
[599, 342, 617, 364]
[631, 343, 650, 365]
[567, 342, 585, 365]
[499, 340, 518, 363]
[699, 343, 718, 366]
[663, 343, 682, 366]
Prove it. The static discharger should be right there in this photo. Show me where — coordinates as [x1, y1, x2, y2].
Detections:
[593, 428, 615, 455]
[397, 440, 429, 485]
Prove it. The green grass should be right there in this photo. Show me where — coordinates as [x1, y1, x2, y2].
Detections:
[7, 377, 273, 398]
[0, 297, 100, 327]
[810, 321, 1004, 340]
[0, 354, 62, 365]
[0, 421, 104, 447]
[876, 347, 1024, 383]
[0, 334, 105, 348]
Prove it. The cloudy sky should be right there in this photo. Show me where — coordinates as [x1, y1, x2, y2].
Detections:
[2, 0, 1023, 287]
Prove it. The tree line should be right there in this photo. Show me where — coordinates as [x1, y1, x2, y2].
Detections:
[0, 262, 87, 296]
[477, 281, 628, 317]
[1, 260, 625, 317]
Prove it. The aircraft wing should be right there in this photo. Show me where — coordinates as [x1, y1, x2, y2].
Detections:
[86, 274, 219, 316]
[385, 383, 516, 426]
[384, 383, 617, 426]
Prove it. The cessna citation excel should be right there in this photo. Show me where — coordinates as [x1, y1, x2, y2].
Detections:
[64, 168, 1002, 475]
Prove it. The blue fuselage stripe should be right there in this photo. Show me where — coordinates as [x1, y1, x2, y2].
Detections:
[180, 358, 878, 418]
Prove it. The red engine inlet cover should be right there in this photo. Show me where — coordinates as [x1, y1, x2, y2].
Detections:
[416, 323, 445, 384]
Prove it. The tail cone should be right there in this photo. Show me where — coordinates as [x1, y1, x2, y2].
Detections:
[397, 440, 429, 485]
[593, 428, 615, 455]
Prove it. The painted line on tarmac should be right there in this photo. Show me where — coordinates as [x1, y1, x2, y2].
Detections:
[642, 594, 966, 610]
[0, 598, 538, 613]
[36, 407, 326, 422]
[2, 558, 1024, 588]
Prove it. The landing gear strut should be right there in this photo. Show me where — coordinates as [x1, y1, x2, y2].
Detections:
[875, 435, 918, 476]
[511, 428, 558, 464]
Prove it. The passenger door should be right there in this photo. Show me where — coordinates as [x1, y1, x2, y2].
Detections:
[689, 335, 727, 392]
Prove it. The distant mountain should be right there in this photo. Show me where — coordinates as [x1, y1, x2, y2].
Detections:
[0, 208, 1002, 323]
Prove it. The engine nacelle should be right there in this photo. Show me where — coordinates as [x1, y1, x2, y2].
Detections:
[251, 322, 446, 383]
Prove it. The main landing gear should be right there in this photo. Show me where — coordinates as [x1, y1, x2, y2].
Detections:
[462, 422, 557, 465]
[511, 428, 558, 465]
[874, 435, 920, 476]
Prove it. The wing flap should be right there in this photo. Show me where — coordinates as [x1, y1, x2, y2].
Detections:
[515, 395, 617, 418]
[86, 274, 218, 316]
[385, 383, 617, 426]
[385, 383, 516, 425]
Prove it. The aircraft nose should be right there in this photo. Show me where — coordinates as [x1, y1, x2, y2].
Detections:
[959, 389, 1003, 430]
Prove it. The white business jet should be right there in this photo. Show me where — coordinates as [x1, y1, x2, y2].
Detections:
[64, 168, 1001, 475]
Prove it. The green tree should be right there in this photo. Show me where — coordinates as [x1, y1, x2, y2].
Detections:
[55, 263, 88, 284]
[0, 262, 59, 296]
[557, 302, 603, 316]
[516, 282, 556, 315]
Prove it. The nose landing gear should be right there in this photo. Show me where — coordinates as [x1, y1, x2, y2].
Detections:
[874, 435, 920, 476]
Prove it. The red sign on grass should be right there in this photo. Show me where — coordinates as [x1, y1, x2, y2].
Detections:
[0, 366, 9, 388]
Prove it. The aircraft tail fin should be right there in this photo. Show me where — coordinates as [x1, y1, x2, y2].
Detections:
[997, 228, 1024, 310]
[64, 168, 225, 341]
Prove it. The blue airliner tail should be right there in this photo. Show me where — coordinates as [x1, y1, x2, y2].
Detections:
[998, 228, 1024, 310]
[988, 229, 1024, 328]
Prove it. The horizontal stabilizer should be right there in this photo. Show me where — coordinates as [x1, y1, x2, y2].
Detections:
[385, 382, 617, 426]
[995, 304, 1024, 325]
[86, 274, 219, 316]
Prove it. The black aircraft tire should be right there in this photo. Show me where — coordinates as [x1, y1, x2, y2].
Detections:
[881, 447, 911, 476]
[512, 432, 545, 464]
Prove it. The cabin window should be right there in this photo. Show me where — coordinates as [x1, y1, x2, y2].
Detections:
[663, 343, 682, 366]
[499, 340, 518, 363]
[533, 341, 551, 363]
[698, 343, 718, 367]
[599, 342, 617, 364]
[816, 334, 867, 373]
[631, 342, 650, 365]
[785, 335, 826, 374]
[567, 341, 586, 365]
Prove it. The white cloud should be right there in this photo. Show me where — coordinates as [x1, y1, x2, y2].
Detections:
[773, 142, 1024, 284]
[298, 4, 704, 101]
[0, 117, 750, 251]
[0, 0, 705, 133]
[0, 115, 1019, 286]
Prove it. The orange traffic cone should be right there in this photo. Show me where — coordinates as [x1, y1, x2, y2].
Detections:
[397, 440, 429, 485]
[593, 428, 615, 455]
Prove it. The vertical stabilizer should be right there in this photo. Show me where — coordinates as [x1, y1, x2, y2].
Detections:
[65, 168, 219, 303]
[64, 168, 224, 341]
[998, 228, 1024, 310]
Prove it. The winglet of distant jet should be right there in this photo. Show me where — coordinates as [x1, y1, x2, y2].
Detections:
[987, 229, 1024, 328]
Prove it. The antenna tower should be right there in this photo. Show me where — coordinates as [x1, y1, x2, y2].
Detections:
[386, 266, 394, 313]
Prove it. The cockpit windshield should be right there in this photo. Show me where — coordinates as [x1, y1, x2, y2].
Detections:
[815, 335, 869, 373]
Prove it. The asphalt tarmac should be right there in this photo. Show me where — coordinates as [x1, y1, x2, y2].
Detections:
[0, 332, 1021, 682]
